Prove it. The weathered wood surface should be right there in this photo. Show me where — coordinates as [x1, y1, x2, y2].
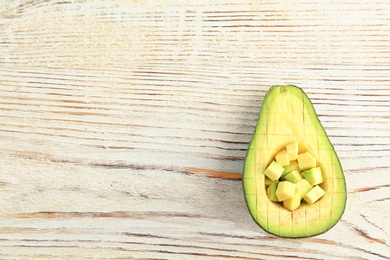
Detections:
[0, 0, 389, 259]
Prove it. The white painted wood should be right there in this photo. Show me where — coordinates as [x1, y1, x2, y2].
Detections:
[0, 0, 389, 259]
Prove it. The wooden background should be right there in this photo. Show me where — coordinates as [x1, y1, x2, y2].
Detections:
[0, 0, 389, 259]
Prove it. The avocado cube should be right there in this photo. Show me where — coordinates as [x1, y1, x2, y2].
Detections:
[286, 141, 298, 161]
[267, 181, 280, 202]
[303, 167, 324, 186]
[275, 149, 289, 166]
[264, 160, 284, 181]
[297, 152, 316, 171]
[304, 185, 325, 204]
[283, 190, 301, 211]
[281, 160, 299, 179]
[275, 181, 296, 201]
[265, 176, 273, 187]
[296, 179, 312, 199]
[283, 170, 302, 183]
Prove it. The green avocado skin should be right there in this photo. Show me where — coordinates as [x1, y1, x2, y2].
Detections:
[243, 85, 346, 238]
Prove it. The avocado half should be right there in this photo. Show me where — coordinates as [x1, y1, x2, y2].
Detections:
[243, 85, 347, 238]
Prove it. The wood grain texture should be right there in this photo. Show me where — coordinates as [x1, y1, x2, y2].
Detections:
[0, 0, 389, 259]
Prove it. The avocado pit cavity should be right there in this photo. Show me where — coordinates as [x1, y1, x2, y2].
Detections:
[265, 142, 325, 211]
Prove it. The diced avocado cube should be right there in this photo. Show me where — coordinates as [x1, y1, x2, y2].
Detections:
[281, 160, 299, 179]
[265, 176, 273, 187]
[283, 189, 301, 211]
[303, 185, 325, 204]
[303, 167, 324, 186]
[296, 179, 312, 199]
[275, 149, 289, 166]
[286, 141, 298, 161]
[297, 152, 316, 171]
[267, 181, 280, 202]
[264, 160, 284, 181]
[283, 170, 302, 183]
[275, 181, 296, 201]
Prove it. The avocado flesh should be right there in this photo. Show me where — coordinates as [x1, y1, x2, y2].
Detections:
[243, 85, 346, 238]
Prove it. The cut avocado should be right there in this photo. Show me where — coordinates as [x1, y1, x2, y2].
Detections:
[243, 85, 346, 238]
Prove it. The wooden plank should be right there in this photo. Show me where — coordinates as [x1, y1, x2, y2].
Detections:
[0, 0, 389, 259]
